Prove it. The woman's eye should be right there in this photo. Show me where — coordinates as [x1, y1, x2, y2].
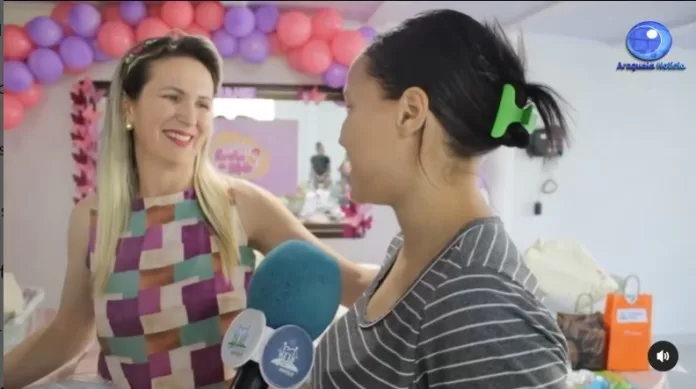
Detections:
[165, 95, 180, 102]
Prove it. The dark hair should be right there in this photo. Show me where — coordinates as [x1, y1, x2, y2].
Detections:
[364, 10, 569, 157]
[121, 35, 221, 101]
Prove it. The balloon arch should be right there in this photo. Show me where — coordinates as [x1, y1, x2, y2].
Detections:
[4, 1, 378, 130]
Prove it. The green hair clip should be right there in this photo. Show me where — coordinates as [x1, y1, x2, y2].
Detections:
[490, 84, 537, 139]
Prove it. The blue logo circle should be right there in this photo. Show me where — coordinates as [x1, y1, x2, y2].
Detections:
[626, 21, 673, 61]
[260, 325, 314, 389]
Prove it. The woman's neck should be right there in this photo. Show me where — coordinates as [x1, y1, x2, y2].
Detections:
[394, 182, 492, 267]
[135, 155, 194, 198]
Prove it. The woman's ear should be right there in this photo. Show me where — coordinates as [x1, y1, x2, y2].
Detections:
[396, 86, 428, 137]
[121, 97, 134, 124]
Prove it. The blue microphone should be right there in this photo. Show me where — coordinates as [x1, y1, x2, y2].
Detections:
[222, 240, 342, 389]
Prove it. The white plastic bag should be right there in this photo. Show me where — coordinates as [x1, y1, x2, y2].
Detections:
[524, 239, 618, 313]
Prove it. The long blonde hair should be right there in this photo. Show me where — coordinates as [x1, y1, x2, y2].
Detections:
[92, 36, 239, 294]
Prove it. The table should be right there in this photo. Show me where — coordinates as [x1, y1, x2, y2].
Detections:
[621, 370, 668, 389]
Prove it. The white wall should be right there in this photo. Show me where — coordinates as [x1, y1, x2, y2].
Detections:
[5, 4, 695, 336]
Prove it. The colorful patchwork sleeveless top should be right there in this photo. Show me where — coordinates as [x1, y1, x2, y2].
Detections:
[87, 189, 256, 389]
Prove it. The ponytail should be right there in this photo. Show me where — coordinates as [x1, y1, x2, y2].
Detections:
[526, 83, 571, 152]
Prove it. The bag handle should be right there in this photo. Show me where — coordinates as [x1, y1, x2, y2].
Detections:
[574, 292, 595, 314]
[620, 274, 641, 304]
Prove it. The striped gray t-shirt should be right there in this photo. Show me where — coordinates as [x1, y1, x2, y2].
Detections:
[313, 217, 569, 388]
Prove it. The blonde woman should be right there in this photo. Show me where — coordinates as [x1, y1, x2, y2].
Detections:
[3, 35, 374, 389]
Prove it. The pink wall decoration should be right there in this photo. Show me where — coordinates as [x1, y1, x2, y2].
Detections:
[211, 118, 299, 196]
[70, 77, 103, 204]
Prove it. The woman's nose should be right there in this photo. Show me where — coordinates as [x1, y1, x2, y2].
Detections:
[176, 102, 197, 126]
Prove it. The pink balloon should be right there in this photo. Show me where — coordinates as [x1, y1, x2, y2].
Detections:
[14, 83, 42, 108]
[136, 18, 171, 41]
[286, 48, 304, 71]
[147, 3, 162, 18]
[98, 21, 135, 57]
[4, 95, 25, 130]
[331, 30, 366, 66]
[300, 40, 332, 75]
[4, 25, 35, 60]
[161, 1, 194, 29]
[101, 3, 121, 22]
[268, 33, 285, 55]
[311, 9, 343, 41]
[185, 24, 210, 39]
[195, 1, 224, 32]
[277, 11, 312, 49]
[51, 2, 75, 35]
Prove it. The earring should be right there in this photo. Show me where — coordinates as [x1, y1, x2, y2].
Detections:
[126, 123, 134, 131]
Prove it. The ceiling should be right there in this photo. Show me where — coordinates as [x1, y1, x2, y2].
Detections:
[10, 1, 696, 49]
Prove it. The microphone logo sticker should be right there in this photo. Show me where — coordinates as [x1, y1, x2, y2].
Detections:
[228, 325, 251, 354]
[270, 342, 300, 375]
[260, 324, 315, 389]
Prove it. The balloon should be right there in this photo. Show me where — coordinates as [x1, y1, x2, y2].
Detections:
[239, 31, 270, 64]
[147, 3, 162, 18]
[68, 4, 102, 38]
[224, 7, 256, 38]
[90, 39, 112, 62]
[161, 1, 194, 29]
[25, 17, 64, 48]
[4, 61, 35, 93]
[311, 9, 343, 41]
[185, 24, 210, 39]
[14, 83, 43, 109]
[27, 48, 65, 85]
[51, 2, 75, 35]
[101, 3, 121, 22]
[299, 40, 332, 74]
[136, 18, 171, 41]
[59, 36, 94, 70]
[4, 95, 25, 131]
[211, 30, 238, 58]
[255, 5, 280, 34]
[331, 30, 366, 66]
[287, 48, 304, 71]
[120, 1, 147, 26]
[65, 66, 87, 75]
[4, 25, 34, 60]
[98, 21, 135, 57]
[322, 62, 348, 89]
[195, 1, 224, 32]
[358, 26, 378, 42]
[268, 33, 285, 55]
[277, 12, 312, 48]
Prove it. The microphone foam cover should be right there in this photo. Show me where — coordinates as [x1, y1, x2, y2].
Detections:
[247, 240, 342, 340]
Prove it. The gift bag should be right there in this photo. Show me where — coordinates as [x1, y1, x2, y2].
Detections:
[556, 293, 606, 370]
[604, 275, 652, 371]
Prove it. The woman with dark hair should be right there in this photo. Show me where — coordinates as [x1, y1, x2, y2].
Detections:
[313, 10, 570, 389]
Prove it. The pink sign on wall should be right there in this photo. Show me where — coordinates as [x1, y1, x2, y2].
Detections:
[211, 118, 299, 196]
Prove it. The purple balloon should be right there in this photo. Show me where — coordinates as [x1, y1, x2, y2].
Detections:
[59, 36, 94, 70]
[25, 16, 64, 48]
[322, 63, 348, 89]
[224, 6, 256, 37]
[68, 4, 102, 38]
[358, 26, 378, 42]
[120, 1, 147, 26]
[212, 30, 238, 58]
[239, 32, 270, 64]
[254, 5, 279, 33]
[27, 48, 65, 85]
[4, 61, 35, 93]
[90, 39, 112, 62]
